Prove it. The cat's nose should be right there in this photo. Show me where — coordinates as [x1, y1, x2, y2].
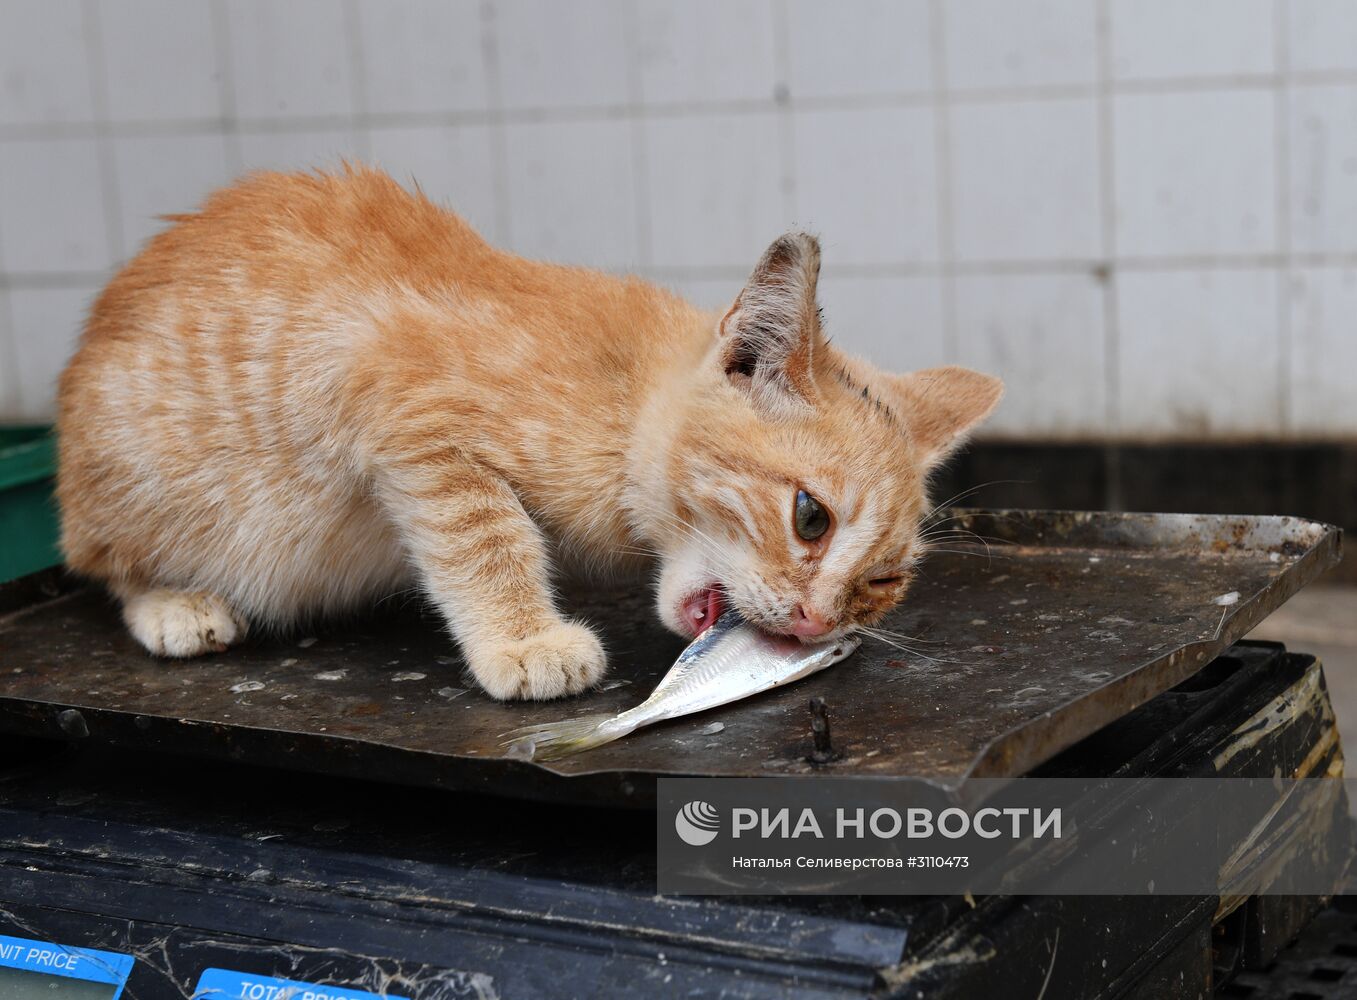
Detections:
[791, 605, 834, 638]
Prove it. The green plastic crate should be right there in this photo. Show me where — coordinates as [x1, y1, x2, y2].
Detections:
[0, 426, 60, 583]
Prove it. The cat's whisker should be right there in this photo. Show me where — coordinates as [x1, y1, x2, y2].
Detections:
[918, 526, 1013, 546]
[855, 627, 914, 651]
[922, 483, 1025, 518]
[922, 483, 1020, 523]
[650, 518, 730, 568]
[920, 517, 1022, 550]
[858, 625, 943, 645]
[860, 636, 946, 656]
[374, 585, 426, 610]
[918, 529, 1009, 563]
[920, 480, 1029, 525]
[855, 627, 964, 665]
[921, 547, 1013, 561]
[613, 545, 661, 558]
[920, 532, 992, 554]
[625, 500, 711, 544]
[630, 504, 735, 569]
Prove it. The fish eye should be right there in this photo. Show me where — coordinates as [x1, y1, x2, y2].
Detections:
[793, 489, 830, 542]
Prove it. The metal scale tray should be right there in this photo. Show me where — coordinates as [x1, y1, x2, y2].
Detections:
[0, 510, 1341, 805]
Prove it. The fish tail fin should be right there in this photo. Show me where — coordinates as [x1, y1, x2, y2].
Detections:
[500, 713, 621, 761]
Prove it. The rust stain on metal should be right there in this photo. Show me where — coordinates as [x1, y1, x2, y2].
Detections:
[806, 697, 838, 765]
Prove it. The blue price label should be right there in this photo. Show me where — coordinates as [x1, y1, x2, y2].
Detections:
[0, 932, 135, 999]
[193, 968, 410, 1000]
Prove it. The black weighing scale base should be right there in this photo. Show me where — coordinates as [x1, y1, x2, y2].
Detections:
[0, 640, 1350, 999]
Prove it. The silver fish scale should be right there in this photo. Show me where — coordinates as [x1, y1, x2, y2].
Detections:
[501, 610, 860, 760]
[624, 613, 849, 726]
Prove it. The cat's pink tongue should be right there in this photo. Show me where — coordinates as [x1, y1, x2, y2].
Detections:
[682, 587, 725, 637]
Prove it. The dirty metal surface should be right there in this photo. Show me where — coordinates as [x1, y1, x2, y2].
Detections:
[0, 510, 1341, 806]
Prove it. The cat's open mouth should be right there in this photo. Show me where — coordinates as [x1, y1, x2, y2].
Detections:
[679, 586, 726, 637]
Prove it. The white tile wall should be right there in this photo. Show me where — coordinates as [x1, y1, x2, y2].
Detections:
[645, 113, 788, 268]
[493, 0, 630, 111]
[656, 277, 740, 312]
[1117, 270, 1281, 437]
[818, 275, 947, 373]
[0, 291, 19, 420]
[99, 0, 222, 122]
[950, 99, 1101, 262]
[943, 0, 1098, 91]
[236, 128, 364, 174]
[503, 119, 639, 268]
[0, 0, 1353, 441]
[112, 134, 233, 252]
[792, 108, 938, 265]
[1289, 267, 1357, 434]
[784, 0, 932, 99]
[0, 138, 112, 274]
[6, 285, 99, 420]
[635, 0, 777, 105]
[0, 0, 95, 126]
[1115, 90, 1277, 257]
[1289, 84, 1357, 254]
[354, 0, 488, 115]
[1110, 0, 1275, 81]
[366, 125, 500, 241]
[1288, 0, 1357, 74]
[225, 0, 355, 120]
[952, 273, 1107, 437]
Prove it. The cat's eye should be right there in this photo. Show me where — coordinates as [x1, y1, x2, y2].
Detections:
[869, 576, 904, 589]
[793, 490, 830, 542]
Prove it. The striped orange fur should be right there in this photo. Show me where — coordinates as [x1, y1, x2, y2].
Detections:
[56, 166, 1001, 700]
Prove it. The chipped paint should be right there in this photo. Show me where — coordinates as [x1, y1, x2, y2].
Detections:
[1213, 664, 1327, 772]
[878, 925, 998, 990]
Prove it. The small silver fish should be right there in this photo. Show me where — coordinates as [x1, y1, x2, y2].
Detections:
[500, 610, 860, 761]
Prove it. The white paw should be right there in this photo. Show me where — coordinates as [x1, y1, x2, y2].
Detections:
[468, 622, 607, 701]
[123, 589, 246, 658]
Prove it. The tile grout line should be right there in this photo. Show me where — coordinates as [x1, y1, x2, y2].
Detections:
[0, 117, 7, 274]
[771, 0, 798, 227]
[0, 261, 18, 419]
[0, 273, 113, 291]
[4, 62, 1357, 142]
[208, 0, 243, 174]
[927, 0, 957, 366]
[640, 253, 1357, 274]
[79, 0, 125, 268]
[342, 0, 373, 162]
[621, 0, 653, 270]
[477, 0, 510, 247]
[1095, 0, 1122, 508]
[8, 251, 1357, 290]
[1274, 0, 1293, 437]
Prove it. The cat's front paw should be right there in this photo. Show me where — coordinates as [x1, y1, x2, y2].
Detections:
[123, 587, 246, 657]
[469, 622, 607, 700]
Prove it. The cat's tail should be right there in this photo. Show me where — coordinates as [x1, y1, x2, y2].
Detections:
[500, 713, 629, 762]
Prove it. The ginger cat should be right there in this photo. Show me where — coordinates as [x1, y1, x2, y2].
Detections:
[56, 167, 1002, 700]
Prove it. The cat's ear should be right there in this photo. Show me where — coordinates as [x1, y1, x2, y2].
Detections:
[717, 232, 822, 410]
[887, 366, 1004, 466]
